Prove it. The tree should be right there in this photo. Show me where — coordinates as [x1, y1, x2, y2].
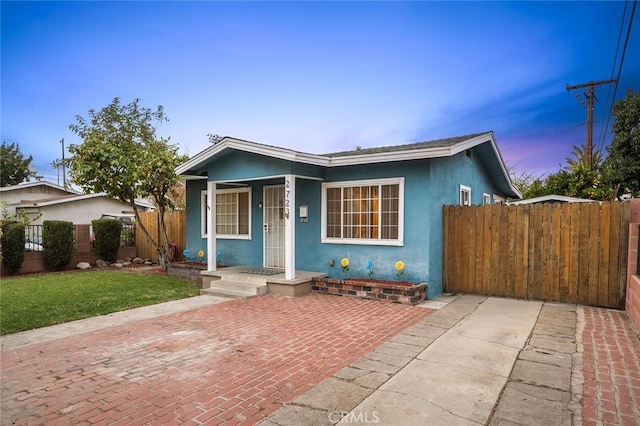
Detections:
[0, 142, 36, 187]
[603, 89, 640, 199]
[67, 98, 188, 269]
[513, 144, 611, 201]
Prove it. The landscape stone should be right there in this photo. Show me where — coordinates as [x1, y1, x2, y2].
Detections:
[96, 259, 109, 268]
[133, 257, 144, 264]
[76, 262, 91, 270]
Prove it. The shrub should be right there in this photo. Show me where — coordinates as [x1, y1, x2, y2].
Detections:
[92, 219, 122, 262]
[43, 220, 74, 271]
[0, 221, 26, 275]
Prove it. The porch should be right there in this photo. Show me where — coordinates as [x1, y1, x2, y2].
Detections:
[199, 266, 327, 298]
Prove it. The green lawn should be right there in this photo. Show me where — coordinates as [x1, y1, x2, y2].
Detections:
[0, 270, 200, 335]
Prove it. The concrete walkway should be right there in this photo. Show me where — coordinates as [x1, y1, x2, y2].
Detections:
[260, 295, 545, 425]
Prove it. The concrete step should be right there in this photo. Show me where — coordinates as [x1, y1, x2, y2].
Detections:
[210, 272, 274, 285]
[200, 279, 268, 299]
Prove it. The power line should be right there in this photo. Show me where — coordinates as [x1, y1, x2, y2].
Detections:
[598, 0, 637, 152]
[597, 0, 629, 152]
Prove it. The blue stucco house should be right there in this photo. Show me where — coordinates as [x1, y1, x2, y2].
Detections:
[176, 131, 521, 299]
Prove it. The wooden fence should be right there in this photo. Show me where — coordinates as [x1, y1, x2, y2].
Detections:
[135, 210, 186, 263]
[443, 201, 631, 309]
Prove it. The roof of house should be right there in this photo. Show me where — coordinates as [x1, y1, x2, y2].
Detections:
[325, 132, 487, 157]
[177, 131, 521, 198]
[0, 180, 79, 194]
[13, 193, 155, 209]
[508, 195, 597, 205]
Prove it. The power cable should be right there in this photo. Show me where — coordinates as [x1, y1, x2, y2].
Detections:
[599, 0, 637, 152]
[597, 1, 628, 152]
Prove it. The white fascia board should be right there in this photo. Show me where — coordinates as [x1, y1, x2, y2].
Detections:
[327, 146, 454, 166]
[176, 138, 330, 175]
[0, 180, 80, 194]
[448, 132, 522, 199]
[484, 136, 522, 199]
[14, 193, 151, 208]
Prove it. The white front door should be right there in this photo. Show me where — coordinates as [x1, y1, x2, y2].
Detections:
[263, 185, 285, 268]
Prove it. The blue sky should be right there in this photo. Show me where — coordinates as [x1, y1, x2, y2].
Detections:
[2, 1, 639, 184]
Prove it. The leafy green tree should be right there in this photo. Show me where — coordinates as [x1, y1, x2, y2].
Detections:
[514, 144, 611, 201]
[603, 89, 640, 199]
[67, 98, 188, 269]
[0, 142, 36, 187]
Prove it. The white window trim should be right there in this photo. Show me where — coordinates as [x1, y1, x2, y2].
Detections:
[460, 184, 471, 206]
[321, 177, 404, 247]
[483, 193, 491, 205]
[493, 194, 505, 204]
[201, 188, 252, 240]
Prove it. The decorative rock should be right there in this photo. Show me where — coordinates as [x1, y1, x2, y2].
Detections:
[116, 259, 126, 264]
[96, 259, 109, 268]
[144, 261, 153, 266]
[122, 261, 132, 267]
[112, 263, 123, 268]
[133, 257, 144, 264]
[125, 257, 133, 262]
[76, 262, 91, 270]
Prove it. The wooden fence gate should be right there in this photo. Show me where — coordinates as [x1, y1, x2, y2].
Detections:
[443, 201, 631, 309]
[135, 211, 186, 263]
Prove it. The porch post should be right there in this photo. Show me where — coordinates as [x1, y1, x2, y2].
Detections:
[284, 174, 296, 279]
[207, 181, 217, 272]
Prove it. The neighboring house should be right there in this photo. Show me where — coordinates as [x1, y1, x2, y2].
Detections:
[176, 131, 521, 298]
[508, 195, 597, 205]
[0, 181, 79, 216]
[0, 181, 154, 225]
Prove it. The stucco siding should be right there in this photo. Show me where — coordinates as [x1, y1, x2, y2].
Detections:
[295, 160, 434, 294]
[183, 144, 512, 299]
[425, 148, 505, 297]
[207, 151, 324, 182]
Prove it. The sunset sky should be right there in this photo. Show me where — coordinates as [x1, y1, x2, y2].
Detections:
[2, 1, 638, 184]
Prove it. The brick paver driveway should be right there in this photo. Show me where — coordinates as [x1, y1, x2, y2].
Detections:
[1, 294, 432, 425]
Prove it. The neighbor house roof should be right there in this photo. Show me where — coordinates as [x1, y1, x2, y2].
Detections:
[508, 195, 597, 205]
[0, 181, 79, 194]
[177, 131, 521, 198]
[13, 193, 155, 209]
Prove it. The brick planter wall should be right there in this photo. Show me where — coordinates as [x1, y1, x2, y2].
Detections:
[167, 262, 207, 287]
[312, 277, 427, 305]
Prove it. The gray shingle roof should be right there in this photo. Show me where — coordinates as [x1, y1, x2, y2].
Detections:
[324, 132, 490, 157]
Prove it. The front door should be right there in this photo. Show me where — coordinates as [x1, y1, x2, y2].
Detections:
[263, 185, 285, 268]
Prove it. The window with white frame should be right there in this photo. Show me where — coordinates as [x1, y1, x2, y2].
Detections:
[460, 185, 471, 206]
[322, 178, 404, 246]
[201, 188, 251, 239]
[483, 193, 491, 205]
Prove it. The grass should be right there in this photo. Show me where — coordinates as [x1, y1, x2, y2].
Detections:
[0, 270, 200, 335]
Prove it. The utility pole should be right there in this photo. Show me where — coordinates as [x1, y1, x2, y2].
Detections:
[566, 78, 617, 169]
[60, 138, 67, 188]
